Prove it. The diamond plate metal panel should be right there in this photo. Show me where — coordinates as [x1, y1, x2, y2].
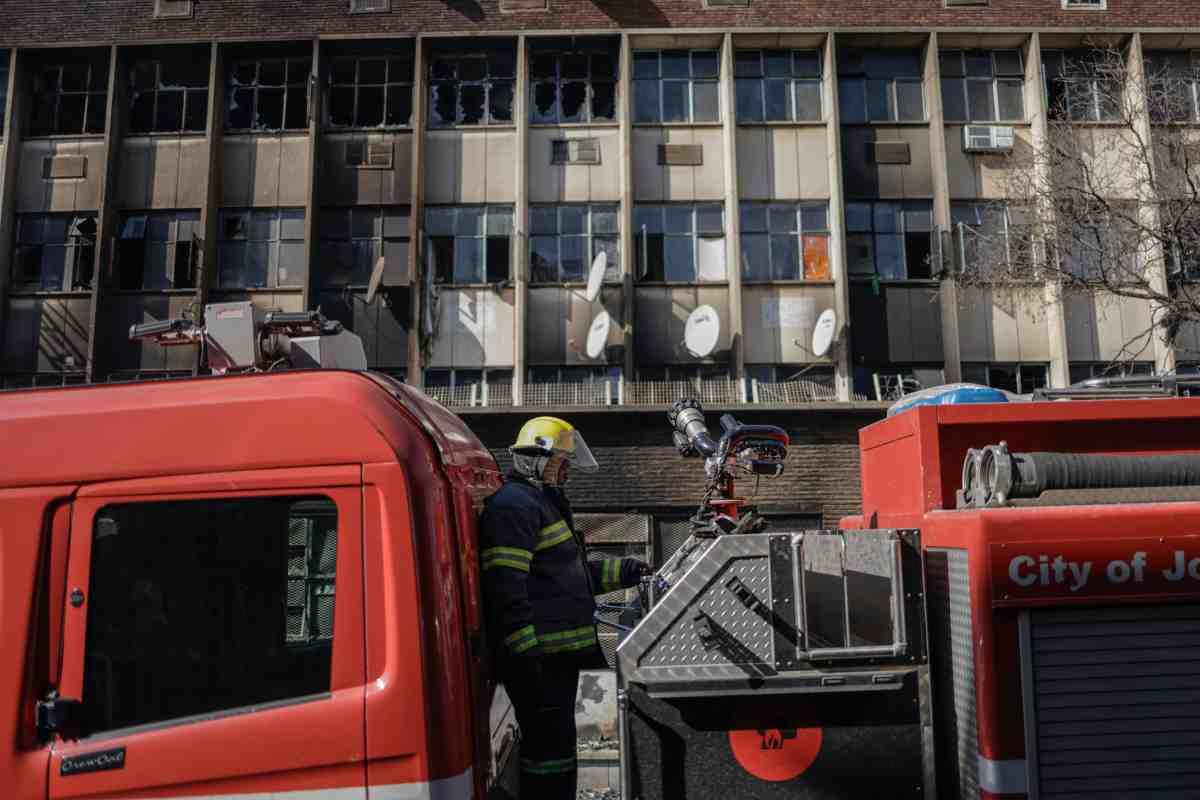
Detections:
[641, 557, 774, 668]
[927, 549, 978, 800]
[578, 513, 650, 545]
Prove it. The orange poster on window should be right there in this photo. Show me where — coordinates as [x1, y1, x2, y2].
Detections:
[803, 236, 830, 280]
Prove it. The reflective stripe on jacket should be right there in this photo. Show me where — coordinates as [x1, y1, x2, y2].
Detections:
[479, 476, 638, 659]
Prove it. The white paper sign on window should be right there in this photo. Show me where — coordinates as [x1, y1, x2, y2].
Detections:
[697, 237, 727, 281]
[761, 295, 816, 329]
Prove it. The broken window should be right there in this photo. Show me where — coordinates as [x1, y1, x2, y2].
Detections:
[28, 53, 109, 136]
[217, 208, 306, 288]
[735, 49, 823, 123]
[425, 205, 512, 283]
[837, 50, 924, 123]
[427, 44, 515, 128]
[1144, 51, 1200, 123]
[846, 201, 933, 280]
[12, 213, 96, 291]
[939, 49, 1024, 122]
[529, 37, 619, 124]
[740, 202, 830, 281]
[633, 49, 720, 123]
[318, 206, 410, 286]
[529, 204, 619, 283]
[328, 52, 413, 128]
[129, 55, 210, 134]
[634, 204, 725, 282]
[227, 57, 310, 131]
[117, 211, 200, 289]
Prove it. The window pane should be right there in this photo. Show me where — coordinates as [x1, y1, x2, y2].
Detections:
[895, 81, 924, 121]
[801, 205, 828, 232]
[794, 51, 821, 78]
[661, 81, 688, 122]
[740, 204, 767, 233]
[866, 79, 890, 121]
[487, 207, 513, 236]
[532, 81, 558, 124]
[803, 235, 831, 280]
[81, 497, 337, 734]
[838, 78, 867, 123]
[692, 51, 719, 79]
[764, 79, 791, 121]
[634, 205, 663, 234]
[997, 79, 1024, 120]
[664, 235, 695, 281]
[905, 232, 932, 279]
[530, 206, 558, 235]
[768, 204, 797, 233]
[454, 236, 483, 282]
[184, 89, 209, 131]
[876, 233, 905, 280]
[795, 81, 821, 121]
[873, 203, 901, 233]
[460, 84, 486, 125]
[592, 206, 619, 235]
[382, 207, 410, 238]
[693, 81, 719, 122]
[560, 205, 586, 235]
[155, 91, 184, 132]
[994, 50, 1023, 77]
[244, 241, 270, 287]
[661, 51, 689, 79]
[904, 205, 932, 233]
[427, 206, 456, 236]
[634, 79, 660, 122]
[735, 51, 763, 78]
[942, 79, 968, 121]
[593, 236, 620, 280]
[847, 234, 875, 274]
[530, 235, 558, 281]
[737, 79, 765, 122]
[591, 82, 616, 121]
[740, 233, 770, 280]
[696, 205, 723, 234]
[845, 203, 873, 232]
[257, 87, 286, 129]
[591, 52, 616, 80]
[489, 80, 514, 123]
[967, 80, 995, 121]
[1019, 365, 1047, 394]
[665, 206, 693, 233]
[765, 50, 791, 78]
[633, 52, 659, 79]
[770, 234, 799, 280]
[486, 236, 510, 282]
[40, 245, 67, 290]
[560, 236, 585, 281]
[697, 236, 726, 281]
[456, 206, 484, 236]
[431, 81, 457, 126]
[940, 51, 964, 78]
[965, 52, 993, 78]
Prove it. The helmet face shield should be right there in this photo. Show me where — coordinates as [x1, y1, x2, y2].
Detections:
[511, 417, 599, 473]
[563, 429, 599, 472]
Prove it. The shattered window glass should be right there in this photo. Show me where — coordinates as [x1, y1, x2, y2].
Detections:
[328, 52, 414, 129]
[28, 53, 110, 136]
[227, 57, 310, 132]
[528, 38, 619, 124]
[427, 44, 516, 128]
[12, 212, 97, 291]
[128, 55, 210, 134]
[425, 205, 513, 283]
[116, 210, 201, 290]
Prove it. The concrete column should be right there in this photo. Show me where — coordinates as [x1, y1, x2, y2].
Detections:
[619, 33, 635, 387]
[407, 35, 427, 388]
[0, 49, 23, 354]
[84, 44, 124, 383]
[925, 32, 963, 384]
[1127, 32, 1175, 374]
[513, 35, 529, 406]
[720, 32, 744, 382]
[301, 38, 322, 312]
[824, 33, 852, 401]
[1026, 32, 1071, 388]
[195, 41, 224, 373]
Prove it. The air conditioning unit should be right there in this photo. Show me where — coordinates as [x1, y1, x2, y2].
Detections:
[963, 124, 1015, 153]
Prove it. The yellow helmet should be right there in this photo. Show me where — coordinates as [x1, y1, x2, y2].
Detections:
[511, 416, 599, 472]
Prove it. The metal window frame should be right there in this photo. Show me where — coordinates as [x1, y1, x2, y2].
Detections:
[34, 60, 107, 136]
[318, 206, 411, 288]
[12, 212, 97, 291]
[327, 54, 414, 130]
[425, 204, 514, 284]
[740, 200, 830, 281]
[634, 203, 727, 284]
[733, 48, 824, 123]
[226, 57, 311, 132]
[632, 48, 722, 124]
[528, 42, 618, 125]
[528, 203, 620, 283]
[426, 50, 516, 128]
[129, 58, 209, 134]
[941, 49, 1026, 123]
[217, 207, 306, 289]
[117, 210, 200, 290]
[847, 201, 934, 281]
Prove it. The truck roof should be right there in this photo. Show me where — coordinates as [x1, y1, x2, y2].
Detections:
[0, 370, 496, 490]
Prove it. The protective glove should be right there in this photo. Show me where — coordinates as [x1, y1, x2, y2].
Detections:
[620, 558, 653, 588]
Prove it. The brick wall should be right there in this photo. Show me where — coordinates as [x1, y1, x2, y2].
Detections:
[461, 407, 882, 528]
[0, 1, 1195, 48]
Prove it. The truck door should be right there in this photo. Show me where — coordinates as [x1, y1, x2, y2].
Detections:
[48, 467, 366, 800]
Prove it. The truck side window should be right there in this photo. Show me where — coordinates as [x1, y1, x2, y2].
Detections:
[82, 496, 338, 735]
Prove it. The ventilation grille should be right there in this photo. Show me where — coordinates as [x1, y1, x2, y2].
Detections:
[1028, 604, 1200, 798]
[349, 0, 389, 12]
[658, 143, 703, 166]
[927, 549, 979, 800]
[963, 125, 1015, 153]
[154, 0, 194, 18]
[346, 141, 393, 169]
[551, 138, 600, 165]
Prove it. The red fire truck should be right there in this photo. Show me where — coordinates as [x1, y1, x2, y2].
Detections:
[4, 304, 1200, 799]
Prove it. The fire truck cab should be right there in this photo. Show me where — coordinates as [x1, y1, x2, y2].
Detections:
[0, 370, 506, 800]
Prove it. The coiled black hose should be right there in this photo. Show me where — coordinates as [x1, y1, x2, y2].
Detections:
[1008, 452, 1200, 498]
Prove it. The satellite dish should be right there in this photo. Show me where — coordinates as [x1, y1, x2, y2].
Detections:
[366, 255, 386, 305]
[585, 310, 611, 360]
[684, 305, 720, 359]
[812, 308, 838, 358]
[585, 250, 607, 303]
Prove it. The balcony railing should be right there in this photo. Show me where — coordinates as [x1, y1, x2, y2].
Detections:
[524, 381, 614, 407]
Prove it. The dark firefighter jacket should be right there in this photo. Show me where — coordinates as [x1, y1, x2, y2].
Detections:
[479, 475, 641, 661]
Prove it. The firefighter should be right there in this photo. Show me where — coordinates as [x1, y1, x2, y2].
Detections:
[480, 416, 649, 800]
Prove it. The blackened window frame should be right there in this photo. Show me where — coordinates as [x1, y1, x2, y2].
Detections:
[845, 200, 935, 281]
[318, 206, 411, 287]
[425, 204, 515, 284]
[739, 201, 831, 282]
[529, 38, 619, 125]
[28, 54, 110, 137]
[12, 213, 97, 292]
[326, 52, 414, 130]
[128, 57, 210, 135]
[217, 207, 307, 289]
[226, 57, 311, 133]
[116, 210, 202, 290]
[529, 204, 620, 284]
[634, 203, 727, 283]
[427, 43, 516, 129]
